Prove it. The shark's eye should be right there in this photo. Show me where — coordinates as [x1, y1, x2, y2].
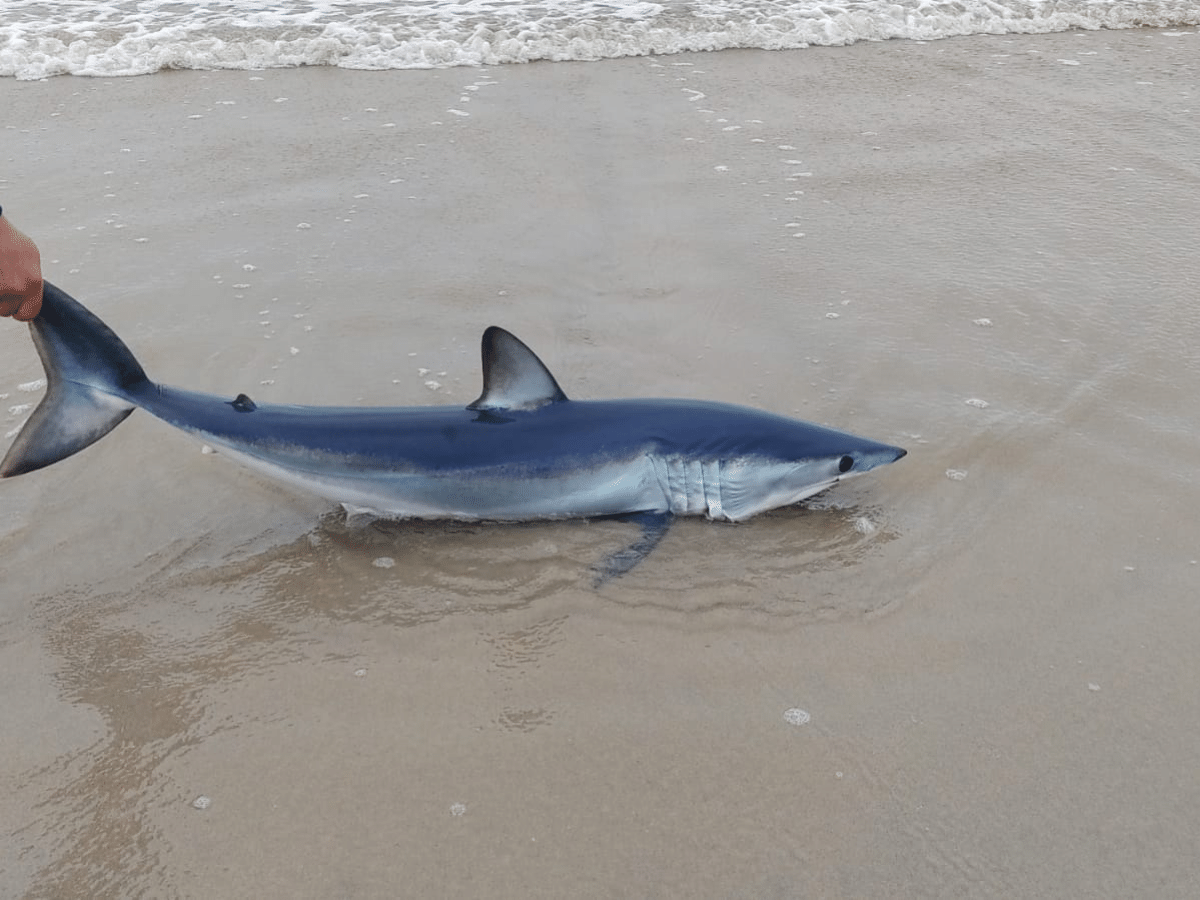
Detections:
[839, 455, 854, 473]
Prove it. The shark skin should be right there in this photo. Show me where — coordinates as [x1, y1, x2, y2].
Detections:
[2, 282, 907, 578]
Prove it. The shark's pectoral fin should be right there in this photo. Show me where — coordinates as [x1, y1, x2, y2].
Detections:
[592, 510, 673, 586]
[467, 326, 568, 412]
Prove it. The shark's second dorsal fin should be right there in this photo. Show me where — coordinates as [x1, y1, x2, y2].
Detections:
[467, 326, 569, 412]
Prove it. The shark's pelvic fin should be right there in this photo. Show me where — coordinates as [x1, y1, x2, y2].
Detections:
[467, 326, 569, 412]
[0, 282, 147, 477]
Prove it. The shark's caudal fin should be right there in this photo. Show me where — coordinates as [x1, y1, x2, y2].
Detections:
[1, 282, 148, 477]
[467, 326, 568, 412]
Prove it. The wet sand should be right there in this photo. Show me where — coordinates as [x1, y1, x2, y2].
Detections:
[3, 28, 1200, 897]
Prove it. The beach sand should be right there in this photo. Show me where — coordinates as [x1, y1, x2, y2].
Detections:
[2, 27, 1199, 897]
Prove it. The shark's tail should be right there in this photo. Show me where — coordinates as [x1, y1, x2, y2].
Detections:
[1, 281, 148, 477]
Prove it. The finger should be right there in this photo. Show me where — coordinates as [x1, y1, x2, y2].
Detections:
[13, 292, 43, 321]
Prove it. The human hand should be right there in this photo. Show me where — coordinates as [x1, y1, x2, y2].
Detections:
[0, 215, 44, 321]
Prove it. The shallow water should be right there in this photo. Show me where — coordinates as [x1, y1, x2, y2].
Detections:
[2, 30, 1200, 897]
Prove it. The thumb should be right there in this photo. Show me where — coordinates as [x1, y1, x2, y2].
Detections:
[13, 290, 43, 322]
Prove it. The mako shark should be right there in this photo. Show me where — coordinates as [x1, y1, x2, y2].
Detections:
[2, 282, 906, 578]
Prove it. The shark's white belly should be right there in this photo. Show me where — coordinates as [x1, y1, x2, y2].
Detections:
[212, 442, 663, 520]
[211, 440, 842, 523]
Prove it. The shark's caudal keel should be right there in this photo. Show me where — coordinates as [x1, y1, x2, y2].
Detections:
[2, 282, 907, 578]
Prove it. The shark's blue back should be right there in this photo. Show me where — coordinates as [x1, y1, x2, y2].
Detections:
[132, 386, 898, 476]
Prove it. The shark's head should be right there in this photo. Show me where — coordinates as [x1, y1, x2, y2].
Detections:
[789, 438, 906, 500]
[832, 442, 908, 480]
[712, 423, 907, 520]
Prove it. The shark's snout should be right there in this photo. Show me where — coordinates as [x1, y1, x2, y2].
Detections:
[837, 443, 906, 479]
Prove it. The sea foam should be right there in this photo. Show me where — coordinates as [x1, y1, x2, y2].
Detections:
[0, 0, 1196, 79]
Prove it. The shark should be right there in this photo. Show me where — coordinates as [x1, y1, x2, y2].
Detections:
[2, 282, 906, 578]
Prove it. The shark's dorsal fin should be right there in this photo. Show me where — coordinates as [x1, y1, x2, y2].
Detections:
[467, 326, 569, 412]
